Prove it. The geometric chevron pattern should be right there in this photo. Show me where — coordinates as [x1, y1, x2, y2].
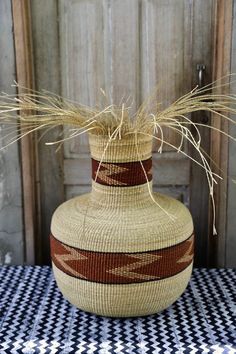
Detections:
[92, 157, 152, 186]
[50, 233, 194, 284]
[0, 266, 235, 353]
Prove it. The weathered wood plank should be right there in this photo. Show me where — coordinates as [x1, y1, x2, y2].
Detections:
[210, 0, 233, 267]
[103, 0, 140, 111]
[189, 0, 214, 267]
[12, 0, 36, 265]
[31, 0, 64, 264]
[153, 153, 190, 186]
[141, 0, 192, 151]
[0, 0, 24, 265]
[59, 0, 105, 157]
[225, 0, 236, 268]
[60, 0, 140, 158]
[64, 153, 189, 186]
[66, 186, 92, 200]
[64, 156, 91, 186]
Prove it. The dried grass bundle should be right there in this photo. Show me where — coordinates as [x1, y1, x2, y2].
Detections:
[0, 77, 236, 234]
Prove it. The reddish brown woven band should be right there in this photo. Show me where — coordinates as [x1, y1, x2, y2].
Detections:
[91, 158, 152, 186]
[50, 233, 194, 284]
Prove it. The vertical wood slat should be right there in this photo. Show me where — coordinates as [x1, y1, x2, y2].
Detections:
[59, 0, 140, 200]
[141, 0, 192, 151]
[12, 0, 36, 265]
[189, 0, 214, 267]
[60, 0, 105, 157]
[60, 0, 140, 159]
[0, 0, 24, 265]
[210, 0, 233, 267]
[31, 0, 64, 264]
[226, 0, 236, 268]
[103, 0, 140, 112]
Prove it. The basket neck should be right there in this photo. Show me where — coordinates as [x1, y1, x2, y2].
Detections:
[89, 134, 153, 206]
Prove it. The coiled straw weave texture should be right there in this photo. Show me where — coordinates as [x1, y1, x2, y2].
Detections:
[51, 134, 194, 317]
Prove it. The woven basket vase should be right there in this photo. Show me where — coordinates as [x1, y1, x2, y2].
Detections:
[50, 134, 194, 317]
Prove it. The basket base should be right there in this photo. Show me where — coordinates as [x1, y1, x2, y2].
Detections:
[52, 262, 193, 317]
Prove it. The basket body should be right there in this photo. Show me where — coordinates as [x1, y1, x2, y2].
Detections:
[50, 134, 194, 317]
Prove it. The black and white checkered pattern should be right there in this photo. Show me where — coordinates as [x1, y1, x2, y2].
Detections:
[0, 266, 235, 353]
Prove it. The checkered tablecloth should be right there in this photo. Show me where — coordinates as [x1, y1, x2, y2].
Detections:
[0, 266, 235, 353]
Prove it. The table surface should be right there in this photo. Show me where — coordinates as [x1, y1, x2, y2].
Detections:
[0, 267, 235, 354]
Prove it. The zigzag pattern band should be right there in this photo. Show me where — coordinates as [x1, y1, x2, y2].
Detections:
[91, 158, 152, 186]
[50, 233, 194, 284]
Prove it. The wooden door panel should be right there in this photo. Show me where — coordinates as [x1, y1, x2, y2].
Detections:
[59, 0, 214, 211]
[60, 0, 140, 158]
[29, 0, 217, 265]
[60, 0, 105, 157]
[31, 0, 64, 264]
[103, 0, 140, 112]
[141, 0, 192, 151]
[189, 0, 214, 266]
[1, 0, 231, 267]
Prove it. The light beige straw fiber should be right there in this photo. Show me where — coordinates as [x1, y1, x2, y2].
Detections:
[50, 135, 194, 317]
[53, 262, 193, 317]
